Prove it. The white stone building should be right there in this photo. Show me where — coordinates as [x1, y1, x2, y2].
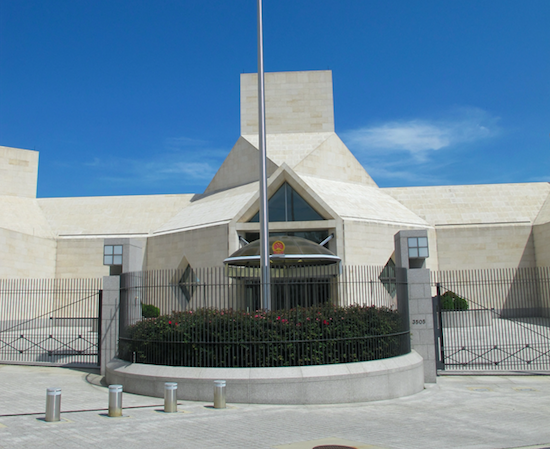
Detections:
[1, 70, 549, 280]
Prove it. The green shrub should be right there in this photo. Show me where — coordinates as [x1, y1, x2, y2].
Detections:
[120, 303, 407, 368]
[141, 303, 160, 318]
[440, 291, 469, 311]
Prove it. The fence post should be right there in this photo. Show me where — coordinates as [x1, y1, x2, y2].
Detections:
[395, 230, 437, 383]
[434, 283, 445, 370]
[100, 276, 121, 376]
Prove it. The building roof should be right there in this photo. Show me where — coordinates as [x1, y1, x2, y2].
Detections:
[301, 175, 429, 227]
[153, 183, 258, 234]
[38, 194, 193, 237]
[0, 196, 54, 238]
[384, 183, 550, 226]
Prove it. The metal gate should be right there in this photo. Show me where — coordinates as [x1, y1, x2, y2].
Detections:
[0, 278, 102, 367]
[432, 268, 550, 372]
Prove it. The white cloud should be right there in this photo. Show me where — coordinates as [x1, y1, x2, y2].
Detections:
[84, 136, 222, 188]
[343, 107, 498, 156]
[341, 108, 501, 186]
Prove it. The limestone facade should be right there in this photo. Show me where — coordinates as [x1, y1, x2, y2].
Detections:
[0, 70, 549, 280]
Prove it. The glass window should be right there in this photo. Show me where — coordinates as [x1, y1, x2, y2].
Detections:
[249, 182, 324, 222]
[408, 237, 428, 259]
[178, 265, 198, 302]
[104, 245, 123, 266]
[379, 257, 397, 298]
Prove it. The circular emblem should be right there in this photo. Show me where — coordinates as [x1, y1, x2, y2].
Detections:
[272, 240, 285, 254]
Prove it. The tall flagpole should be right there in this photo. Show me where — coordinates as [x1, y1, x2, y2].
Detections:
[257, 0, 271, 310]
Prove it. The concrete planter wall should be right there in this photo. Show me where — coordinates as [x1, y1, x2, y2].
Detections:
[442, 309, 496, 328]
[106, 350, 424, 405]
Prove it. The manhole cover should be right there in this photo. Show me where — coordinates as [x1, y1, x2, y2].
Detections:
[313, 446, 356, 449]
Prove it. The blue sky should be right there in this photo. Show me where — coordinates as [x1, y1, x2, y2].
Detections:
[1, 0, 549, 198]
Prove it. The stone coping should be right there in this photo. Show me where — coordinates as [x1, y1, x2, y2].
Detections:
[106, 350, 424, 405]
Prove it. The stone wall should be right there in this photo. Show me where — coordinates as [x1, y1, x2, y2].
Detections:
[435, 224, 536, 270]
[55, 238, 111, 279]
[342, 220, 438, 269]
[146, 224, 230, 270]
[0, 146, 38, 198]
[0, 228, 56, 278]
[240, 71, 334, 135]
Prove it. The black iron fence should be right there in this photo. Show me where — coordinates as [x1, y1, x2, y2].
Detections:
[118, 265, 410, 368]
[0, 277, 102, 367]
[432, 267, 550, 371]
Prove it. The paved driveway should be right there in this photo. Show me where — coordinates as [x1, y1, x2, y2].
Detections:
[0, 364, 549, 449]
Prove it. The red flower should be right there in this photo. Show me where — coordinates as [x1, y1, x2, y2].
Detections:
[323, 320, 329, 325]
[168, 320, 172, 324]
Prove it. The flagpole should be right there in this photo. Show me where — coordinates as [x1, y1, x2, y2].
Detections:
[257, 0, 271, 310]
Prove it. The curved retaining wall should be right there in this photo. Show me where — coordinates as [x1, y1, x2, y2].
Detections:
[106, 350, 424, 404]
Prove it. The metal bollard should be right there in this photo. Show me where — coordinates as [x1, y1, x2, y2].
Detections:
[45, 387, 61, 422]
[108, 384, 123, 417]
[164, 382, 178, 413]
[213, 380, 226, 409]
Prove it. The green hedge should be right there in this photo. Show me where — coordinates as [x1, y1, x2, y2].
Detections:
[119, 303, 408, 368]
[440, 291, 469, 310]
[141, 303, 160, 318]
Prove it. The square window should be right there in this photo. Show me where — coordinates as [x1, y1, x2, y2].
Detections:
[104, 245, 123, 266]
[407, 236, 428, 259]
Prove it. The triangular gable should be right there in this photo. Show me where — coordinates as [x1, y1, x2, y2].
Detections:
[233, 164, 339, 224]
[248, 182, 324, 222]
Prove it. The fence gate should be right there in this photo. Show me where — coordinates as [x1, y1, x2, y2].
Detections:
[0, 278, 102, 367]
[432, 268, 550, 372]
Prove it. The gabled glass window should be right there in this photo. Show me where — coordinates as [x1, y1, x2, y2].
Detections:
[249, 182, 324, 222]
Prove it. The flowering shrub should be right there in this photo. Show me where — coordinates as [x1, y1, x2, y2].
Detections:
[119, 303, 408, 367]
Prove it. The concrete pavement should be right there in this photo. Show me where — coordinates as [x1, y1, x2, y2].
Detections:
[0, 364, 549, 449]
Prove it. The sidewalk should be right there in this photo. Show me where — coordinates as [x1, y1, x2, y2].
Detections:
[0, 364, 549, 449]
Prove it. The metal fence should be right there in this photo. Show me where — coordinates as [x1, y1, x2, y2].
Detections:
[0, 277, 102, 367]
[432, 267, 550, 371]
[118, 265, 410, 368]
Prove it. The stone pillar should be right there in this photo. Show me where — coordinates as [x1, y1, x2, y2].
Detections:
[395, 230, 437, 383]
[100, 275, 120, 376]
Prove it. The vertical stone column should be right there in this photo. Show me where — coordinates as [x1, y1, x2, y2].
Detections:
[406, 268, 436, 383]
[100, 275, 120, 376]
[395, 230, 437, 383]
